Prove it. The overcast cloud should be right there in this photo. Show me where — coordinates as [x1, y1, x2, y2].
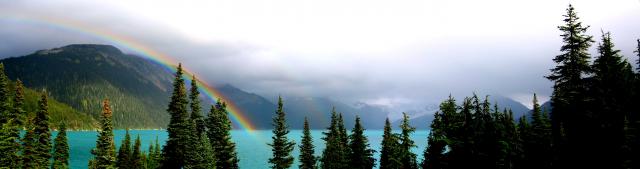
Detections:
[1, 0, 639, 112]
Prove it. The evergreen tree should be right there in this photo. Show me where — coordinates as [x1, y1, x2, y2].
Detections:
[379, 118, 400, 169]
[525, 94, 553, 169]
[517, 116, 531, 169]
[0, 80, 24, 168]
[131, 135, 144, 169]
[320, 107, 349, 169]
[116, 129, 132, 168]
[268, 96, 296, 169]
[52, 123, 70, 169]
[161, 63, 193, 169]
[190, 75, 206, 136]
[33, 93, 52, 168]
[349, 116, 376, 169]
[89, 99, 117, 169]
[22, 120, 39, 169]
[422, 111, 446, 169]
[398, 113, 418, 169]
[206, 100, 239, 169]
[546, 4, 594, 168]
[0, 63, 10, 125]
[146, 137, 162, 169]
[298, 117, 316, 169]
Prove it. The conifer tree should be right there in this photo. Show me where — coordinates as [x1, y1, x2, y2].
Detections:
[298, 117, 316, 169]
[268, 96, 296, 169]
[517, 116, 531, 169]
[116, 129, 132, 168]
[22, 120, 39, 169]
[546, 4, 594, 168]
[379, 118, 400, 169]
[207, 100, 239, 169]
[33, 93, 52, 168]
[398, 113, 418, 169]
[146, 137, 162, 169]
[190, 75, 205, 135]
[320, 107, 349, 169]
[89, 99, 117, 169]
[131, 135, 144, 169]
[0, 63, 10, 125]
[186, 75, 215, 169]
[52, 123, 70, 169]
[161, 63, 193, 169]
[349, 116, 376, 169]
[422, 111, 446, 169]
[0, 80, 24, 168]
[526, 94, 553, 169]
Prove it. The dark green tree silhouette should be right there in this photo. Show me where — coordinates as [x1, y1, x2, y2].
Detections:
[398, 113, 417, 169]
[116, 129, 132, 168]
[207, 100, 239, 169]
[349, 115, 376, 169]
[33, 93, 52, 168]
[379, 118, 400, 169]
[268, 96, 296, 169]
[89, 99, 117, 169]
[161, 63, 193, 169]
[298, 117, 316, 169]
[52, 123, 70, 169]
[131, 135, 144, 169]
[320, 107, 349, 169]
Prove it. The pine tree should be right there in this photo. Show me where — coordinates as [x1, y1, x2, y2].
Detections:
[320, 107, 349, 169]
[22, 119, 39, 169]
[89, 99, 117, 169]
[526, 94, 553, 169]
[190, 75, 206, 136]
[398, 113, 417, 169]
[52, 123, 70, 169]
[422, 111, 446, 169]
[0, 63, 10, 125]
[131, 135, 144, 169]
[379, 118, 400, 169]
[298, 117, 316, 169]
[146, 137, 162, 169]
[517, 116, 531, 169]
[546, 4, 594, 168]
[33, 93, 52, 168]
[116, 129, 132, 168]
[268, 96, 296, 169]
[349, 116, 376, 169]
[0, 80, 24, 168]
[207, 100, 239, 169]
[161, 63, 193, 169]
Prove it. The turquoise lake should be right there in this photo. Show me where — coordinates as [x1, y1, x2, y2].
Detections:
[64, 130, 430, 169]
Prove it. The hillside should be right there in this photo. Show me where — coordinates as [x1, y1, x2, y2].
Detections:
[1, 44, 173, 128]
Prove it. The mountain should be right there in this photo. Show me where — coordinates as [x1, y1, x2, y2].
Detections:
[215, 84, 275, 129]
[1, 44, 173, 128]
[280, 97, 389, 129]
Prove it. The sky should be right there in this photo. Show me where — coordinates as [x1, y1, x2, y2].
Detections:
[0, 0, 639, 113]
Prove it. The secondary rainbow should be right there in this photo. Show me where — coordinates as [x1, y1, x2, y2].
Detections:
[0, 15, 258, 131]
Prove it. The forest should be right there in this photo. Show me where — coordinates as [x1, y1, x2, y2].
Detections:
[0, 4, 639, 169]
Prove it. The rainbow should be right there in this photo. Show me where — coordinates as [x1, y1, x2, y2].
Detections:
[0, 15, 258, 131]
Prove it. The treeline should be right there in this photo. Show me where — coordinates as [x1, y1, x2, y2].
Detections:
[0, 63, 71, 168]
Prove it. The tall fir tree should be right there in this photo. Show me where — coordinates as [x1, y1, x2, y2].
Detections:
[32, 93, 52, 168]
[546, 4, 594, 168]
[268, 96, 296, 169]
[161, 63, 193, 169]
[398, 113, 418, 169]
[89, 99, 116, 169]
[526, 94, 553, 169]
[298, 117, 316, 169]
[146, 137, 162, 169]
[379, 118, 400, 169]
[0, 80, 24, 168]
[116, 129, 132, 168]
[131, 135, 144, 169]
[422, 111, 446, 169]
[320, 107, 349, 169]
[206, 100, 239, 169]
[186, 75, 215, 169]
[190, 75, 206, 136]
[52, 123, 70, 169]
[22, 119, 39, 169]
[349, 116, 376, 169]
[0, 63, 10, 125]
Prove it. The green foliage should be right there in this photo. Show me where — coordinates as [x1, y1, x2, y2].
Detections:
[52, 123, 70, 169]
[146, 137, 162, 169]
[116, 129, 132, 168]
[298, 117, 316, 169]
[161, 64, 193, 168]
[33, 93, 52, 168]
[207, 100, 239, 169]
[22, 121, 39, 169]
[268, 96, 296, 169]
[379, 118, 400, 169]
[89, 99, 117, 169]
[131, 135, 144, 169]
[349, 116, 376, 169]
[398, 113, 417, 169]
[0, 63, 11, 125]
[320, 108, 350, 169]
[0, 79, 24, 168]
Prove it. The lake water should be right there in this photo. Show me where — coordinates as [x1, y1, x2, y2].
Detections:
[64, 130, 430, 169]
